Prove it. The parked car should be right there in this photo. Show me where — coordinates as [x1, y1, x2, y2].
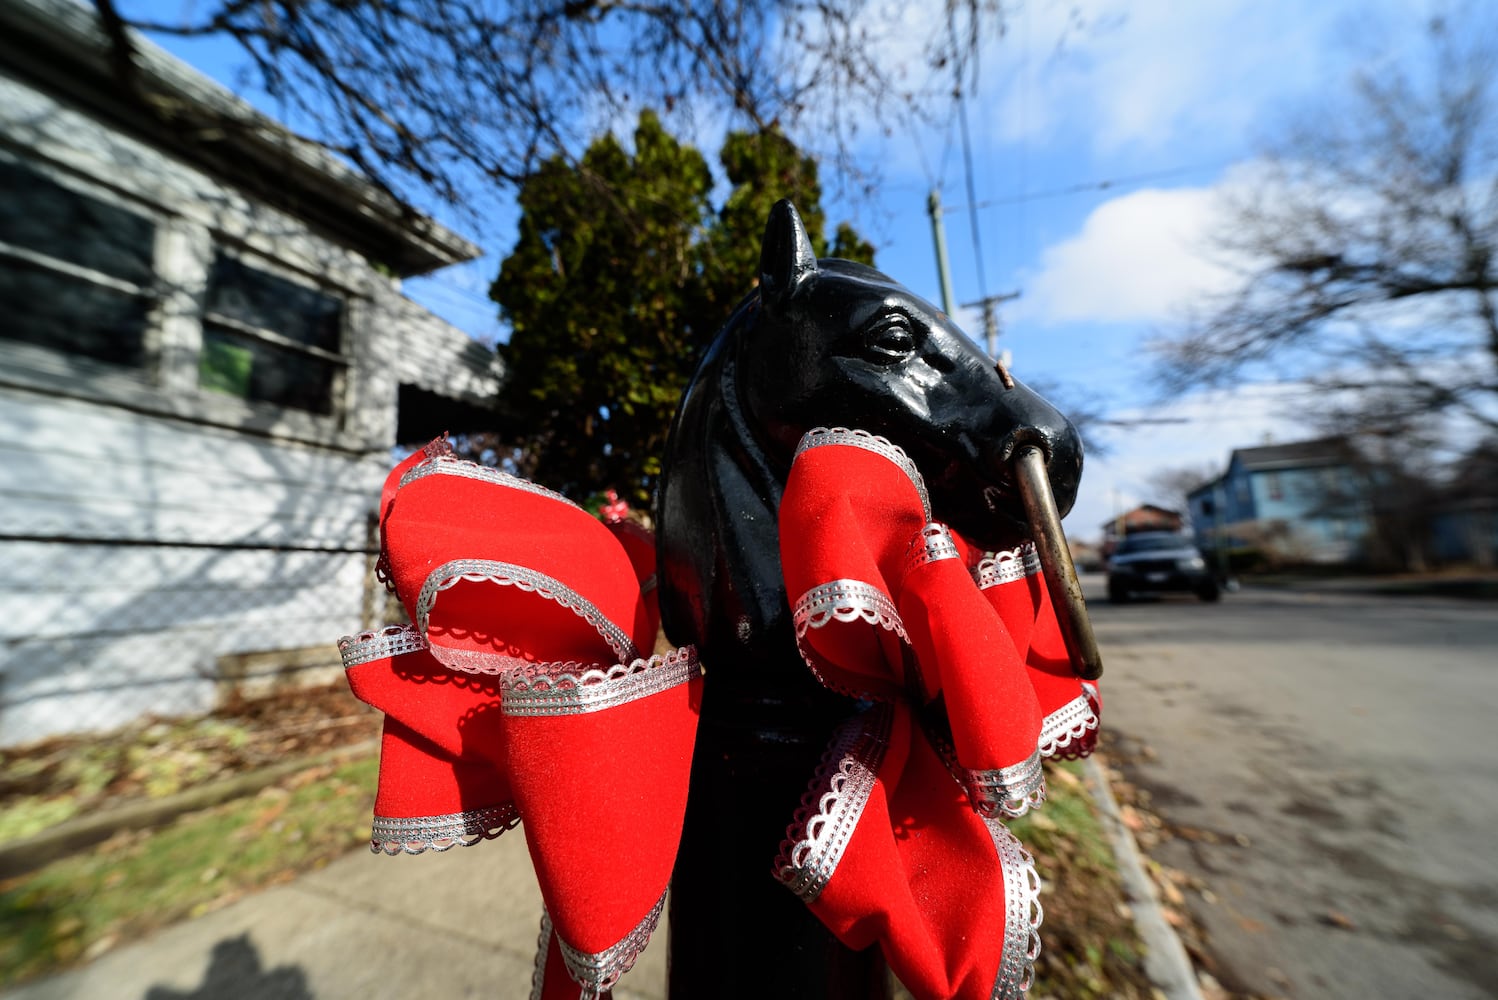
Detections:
[1106, 532, 1220, 603]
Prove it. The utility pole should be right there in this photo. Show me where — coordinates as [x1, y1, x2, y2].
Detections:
[929, 189, 1020, 361]
[927, 189, 957, 316]
[961, 290, 1020, 360]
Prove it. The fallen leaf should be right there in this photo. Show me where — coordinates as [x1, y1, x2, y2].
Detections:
[1320, 909, 1357, 930]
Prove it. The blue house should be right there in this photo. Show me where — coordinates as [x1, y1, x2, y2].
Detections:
[1186, 437, 1371, 565]
[1429, 439, 1498, 568]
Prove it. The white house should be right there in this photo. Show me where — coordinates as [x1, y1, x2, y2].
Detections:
[0, 0, 507, 745]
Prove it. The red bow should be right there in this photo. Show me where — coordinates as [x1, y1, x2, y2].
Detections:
[344, 439, 701, 999]
[774, 428, 1101, 998]
[340, 432, 1100, 1000]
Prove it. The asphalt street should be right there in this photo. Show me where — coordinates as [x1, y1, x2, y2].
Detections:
[1086, 574, 1498, 999]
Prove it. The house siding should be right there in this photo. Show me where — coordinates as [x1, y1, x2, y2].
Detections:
[0, 387, 394, 744]
[0, 29, 499, 746]
[1188, 450, 1370, 565]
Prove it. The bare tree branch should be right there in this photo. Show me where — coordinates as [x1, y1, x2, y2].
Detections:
[103, 0, 1010, 227]
[1154, 9, 1498, 432]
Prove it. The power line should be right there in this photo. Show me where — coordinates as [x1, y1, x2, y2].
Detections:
[409, 278, 497, 312]
[948, 162, 1232, 214]
[949, 7, 988, 306]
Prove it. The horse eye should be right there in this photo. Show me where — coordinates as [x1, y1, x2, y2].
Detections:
[863, 319, 916, 363]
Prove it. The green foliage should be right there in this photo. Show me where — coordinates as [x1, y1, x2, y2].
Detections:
[492, 113, 875, 506]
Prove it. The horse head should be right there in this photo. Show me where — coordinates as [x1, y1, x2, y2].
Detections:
[658, 200, 1084, 676]
[746, 200, 1081, 549]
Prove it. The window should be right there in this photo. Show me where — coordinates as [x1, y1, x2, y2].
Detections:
[1265, 472, 1283, 501]
[198, 252, 346, 415]
[0, 158, 157, 367]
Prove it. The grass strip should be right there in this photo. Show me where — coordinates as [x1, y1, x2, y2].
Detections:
[1011, 759, 1153, 1000]
[0, 755, 377, 986]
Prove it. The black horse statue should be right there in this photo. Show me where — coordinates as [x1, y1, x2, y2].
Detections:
[656, 201, 1085, 998]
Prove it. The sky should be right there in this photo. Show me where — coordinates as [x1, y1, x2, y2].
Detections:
[135, 0, 1440, 539]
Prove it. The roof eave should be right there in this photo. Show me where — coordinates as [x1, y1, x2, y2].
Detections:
[1, 0, 480, 277]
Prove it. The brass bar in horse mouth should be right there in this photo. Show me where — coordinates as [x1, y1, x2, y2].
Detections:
[1012, 444, 1104, 680]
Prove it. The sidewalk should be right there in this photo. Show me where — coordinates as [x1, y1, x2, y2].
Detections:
[1, 831, 667, 1000]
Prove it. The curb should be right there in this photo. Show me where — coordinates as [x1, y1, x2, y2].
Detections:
[0, 738, 378, 881]
[1083, 754, 1204, 1000]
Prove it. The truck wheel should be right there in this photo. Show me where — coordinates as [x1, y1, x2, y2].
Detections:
[1197, 582, 1221, 602]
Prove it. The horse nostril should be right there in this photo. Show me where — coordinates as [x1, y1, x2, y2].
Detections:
[995, 425, 1051, 465]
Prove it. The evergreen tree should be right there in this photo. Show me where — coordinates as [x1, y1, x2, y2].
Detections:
[491, 113, 874, 505]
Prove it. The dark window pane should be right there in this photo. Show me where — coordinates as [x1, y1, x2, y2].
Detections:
[199, 324, 337, 414]
[0, 158, 155, 286]
[206, 255, 341, 352]
[0, 258, 147, 366]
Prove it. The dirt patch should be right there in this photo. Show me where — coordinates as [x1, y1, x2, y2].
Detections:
[0, 683, 381, 845]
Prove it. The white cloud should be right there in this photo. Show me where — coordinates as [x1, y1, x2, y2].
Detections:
[985, 0, 1350, 153]
[1018, 183, 1238, 325]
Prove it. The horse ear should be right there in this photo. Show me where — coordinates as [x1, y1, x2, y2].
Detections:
[759, 199, 818, 313]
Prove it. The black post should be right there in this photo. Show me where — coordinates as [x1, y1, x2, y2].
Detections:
[667, 666, 891, 999]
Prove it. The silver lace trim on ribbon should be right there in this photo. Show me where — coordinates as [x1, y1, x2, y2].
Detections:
[501, 646, 701, 717]
[1037, 692, 1101, 760]
[961, 749, 1048, 819]
[557, 891, 667, 995]
[973, 543, 1042, 588]
[793, 579, 906, 635]
[906, 522, 961, 573]
[795, 426, 932, 521]
[417, 558, 640, 673]
[370, 803, 521, 856]
[398, 455, 582, 510]
[928, 720, 1047, 820]
[529, 910, 553, 1000]
[338, 624, 429, 668]
[790, 579, 910, 699]
[375, 553, 397, 595]
[986, 818, 1043, 1000]
[773, 706, 893, 903]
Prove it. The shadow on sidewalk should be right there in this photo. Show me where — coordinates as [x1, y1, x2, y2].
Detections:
[145, 935, 313, 1000]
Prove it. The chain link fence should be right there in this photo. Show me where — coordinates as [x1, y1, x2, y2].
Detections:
[0, 528, 397, 749]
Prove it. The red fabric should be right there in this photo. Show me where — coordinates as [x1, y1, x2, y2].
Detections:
[534, 921, 615, 1000]
[778, 436, 1043, 777]
[778, 435, 929, 700]
[343, 643, 515, 850]
[899, 549, 1042, 775]
[504, 671, 701, 956]
[603, 517, 661, 642]
[969, 546, 1101, 759]
[343, 430, 1102, 1000]
[379, 438, 452, 545]
[781, 704, 1040, 1000]
[383, 463, 652, 671]
[343, 441, 700, 997]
